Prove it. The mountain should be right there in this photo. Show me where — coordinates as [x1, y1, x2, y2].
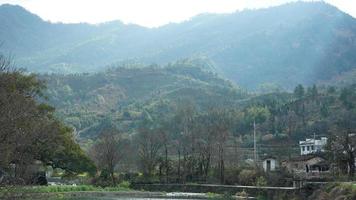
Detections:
[43, 60, 246, 139]
[1, 2, 356, 89]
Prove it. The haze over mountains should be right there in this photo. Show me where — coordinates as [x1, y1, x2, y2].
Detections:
[1, 2, 356, 89]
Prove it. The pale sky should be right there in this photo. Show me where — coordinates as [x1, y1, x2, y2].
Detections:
[0, 0, 355, 27]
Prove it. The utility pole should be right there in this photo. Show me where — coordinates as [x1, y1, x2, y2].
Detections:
[254, 119, 257, 163]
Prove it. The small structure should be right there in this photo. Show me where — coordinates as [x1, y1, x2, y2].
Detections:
[282, 154, 329, 174]
[262, 156, 278, 172]
[299, 137, 327, 155]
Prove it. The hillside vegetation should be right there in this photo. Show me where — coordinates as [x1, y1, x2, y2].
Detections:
[41, 58, 356, 186]
[43, 60, 246, 139]
[43, 58, 356, 150]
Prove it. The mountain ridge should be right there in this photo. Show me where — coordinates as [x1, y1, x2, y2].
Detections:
[1, 2, 356, 89]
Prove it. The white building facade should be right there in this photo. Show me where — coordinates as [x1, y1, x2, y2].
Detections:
[299, 137, 327, 155]
[262, 157, 278, 172]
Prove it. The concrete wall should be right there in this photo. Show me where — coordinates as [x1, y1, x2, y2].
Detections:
[263, 159, 277, 172]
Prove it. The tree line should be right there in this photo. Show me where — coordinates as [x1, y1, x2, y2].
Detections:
[89, 83, 356, 185]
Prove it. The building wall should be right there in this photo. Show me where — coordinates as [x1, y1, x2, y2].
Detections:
[282, 157, 325, 173]
[300, 144, 322, 155]
[263, 159, 277, 172]
[299, 137, 327, 155]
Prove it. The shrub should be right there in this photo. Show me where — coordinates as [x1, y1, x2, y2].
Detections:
[224, 167, 241, 185]
[236, 190, 248, 198]
[265, 169, 294, 187]
[238, 169, 257, 185]
[256, 176, 267, 187]
[119, 181, 130, 189]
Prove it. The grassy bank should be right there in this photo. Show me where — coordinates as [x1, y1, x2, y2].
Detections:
[0, 183, 132, 199]
[1, 185, 131, 193]
[0, 185, 240, 200]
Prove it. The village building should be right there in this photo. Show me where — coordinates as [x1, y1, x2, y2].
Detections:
[299, 137, 327, 155]
[262, 156, 278, 172]
[281, 154, 330, 180]
[282, 154, 329, 173]
[279, 136, 331, 179]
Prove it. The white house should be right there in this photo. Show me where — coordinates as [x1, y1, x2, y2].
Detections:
[262, 156, 278, 172]
[299, 137, 327, 155]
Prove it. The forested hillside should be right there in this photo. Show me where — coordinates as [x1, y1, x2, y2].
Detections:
[1, 2, 356, 89]
[43, 58, 356, 152]
[41, 58, 356, 185]
[43, 60, 246, 139]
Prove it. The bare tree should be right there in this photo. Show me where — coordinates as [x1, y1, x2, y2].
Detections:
[136, 127, 164, 177]
[327, 118, 356, 178]
[159, 126, 171, 183]
[194, 121, 213, 181]
[174, 101, 196, 182]
[90, 129, 123, 185]
[207, 108, 233, 184]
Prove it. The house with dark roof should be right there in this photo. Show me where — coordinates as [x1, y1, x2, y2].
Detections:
[281, 154, 330, 179]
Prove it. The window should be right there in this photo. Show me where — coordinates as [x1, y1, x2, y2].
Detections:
[311, 145, 314, 150]
[302, 146, 305, 151]
[307, 146, 310, 151]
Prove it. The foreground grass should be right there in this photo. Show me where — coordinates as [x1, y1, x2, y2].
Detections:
[0, 185, 256, 200]
[0, 184, 132, 195]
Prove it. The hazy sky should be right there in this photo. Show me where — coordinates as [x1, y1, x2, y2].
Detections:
[0, 0, 355, 27]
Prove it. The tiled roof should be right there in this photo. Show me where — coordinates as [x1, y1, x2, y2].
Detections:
[285, 154, 326, 162]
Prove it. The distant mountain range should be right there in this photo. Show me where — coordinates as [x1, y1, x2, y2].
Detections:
[1, 2, 356, 89]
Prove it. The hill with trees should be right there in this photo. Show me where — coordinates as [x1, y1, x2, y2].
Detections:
[42, 59, 247, 140]
[1, 2, 356, 89]
[3, 52, 356, 187]
[43, 62, 356, 185]
[43, 57, 356, 165]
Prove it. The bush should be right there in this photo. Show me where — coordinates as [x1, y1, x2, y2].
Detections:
[236, 190, 248, 198]
[238, 169, 257, 185]
[91, 169, 114, 187]
[224, 167, 241, 185]
[132, 174, 160, 184]
[256, 176, 267, 187]
[119, 181, 130, 189]
[265, 169, 293, 187]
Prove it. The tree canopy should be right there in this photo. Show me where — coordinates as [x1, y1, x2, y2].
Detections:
[0, 54, 95, 184]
